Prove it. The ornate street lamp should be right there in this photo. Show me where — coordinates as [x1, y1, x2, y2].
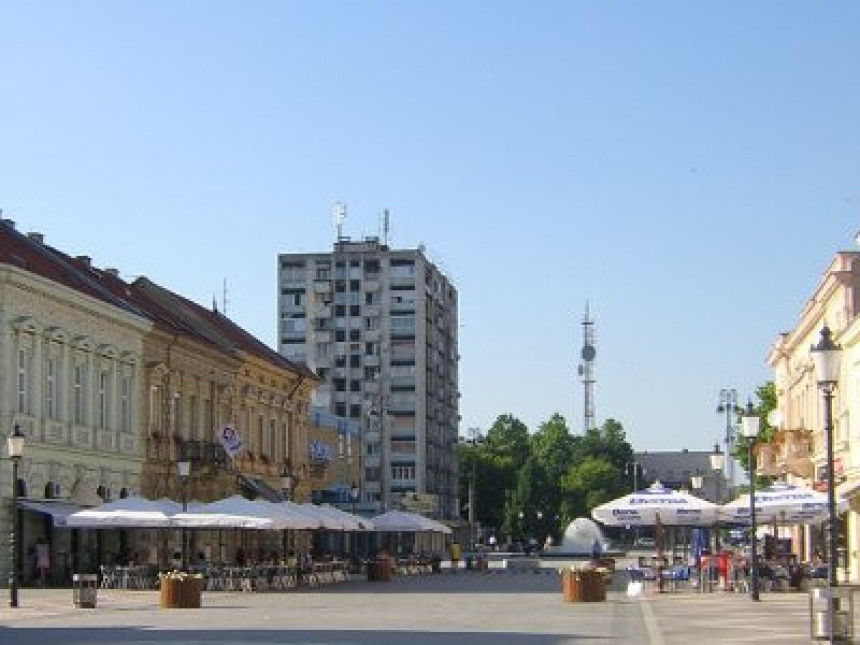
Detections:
[716, 389, 740, 494]
[177, 459, 190, 571]
[741, 400, 761, 602]
[710, 443, 726, 553]
[7, 425, 24, 608]
[810, 324, 842, 592]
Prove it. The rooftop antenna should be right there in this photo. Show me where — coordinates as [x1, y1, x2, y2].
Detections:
[222, 278, 228, 316]
[578, 302, 597, 434]
[381, 208, 390, 246]
[334, 201, 347, 242]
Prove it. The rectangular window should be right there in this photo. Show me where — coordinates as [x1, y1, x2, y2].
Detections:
[74, 364, 85, 424]
[16, 349, 28, 414]
[269, 419, 277, 460]
[121, 376, 131, 432]
[99, 371, 108, 429]
[46, 357, 56, 419]
[189, 395, 198, 440]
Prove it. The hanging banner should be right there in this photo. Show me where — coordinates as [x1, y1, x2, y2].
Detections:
[219, 424, 244, 459]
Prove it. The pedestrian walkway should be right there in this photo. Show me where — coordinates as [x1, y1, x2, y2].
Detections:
[0, 570, 836, 644]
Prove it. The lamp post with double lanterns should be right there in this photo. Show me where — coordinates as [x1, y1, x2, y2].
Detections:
[710, 443, 726, 553]
[7, 425, 24, 608]
[740, 401, 761, 602]
[716, 389, 740, 495]
[177, 458, 190, 571]
[280, 463, 296, 557]
[810, 324, 842, 595]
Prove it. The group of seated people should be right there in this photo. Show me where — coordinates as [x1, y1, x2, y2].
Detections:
[630, 551, 828, 592]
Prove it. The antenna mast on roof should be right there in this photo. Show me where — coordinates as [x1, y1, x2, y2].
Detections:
[222, 278, 228, 316]
[381, 208, 390, 246]
[334, 201, 347, 242]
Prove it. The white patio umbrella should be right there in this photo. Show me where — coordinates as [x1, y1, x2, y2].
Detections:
[720, 482, 849, 525]
[258, 500, 321, 530]
[412, 514, 452, 535]
[318, 504, 375, 531]
[299, 503, 356, 531]
[66, 496, 179, 528]
[372, 509, 432, 532]
[591, 481, 719, 527]
[170, 495, 276, 529]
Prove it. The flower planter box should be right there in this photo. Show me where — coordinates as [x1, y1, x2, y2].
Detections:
[562, 569, 606, 603]
[160, 574, 203, 608]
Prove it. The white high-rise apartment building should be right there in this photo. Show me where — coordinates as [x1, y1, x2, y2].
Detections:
[277, 237, 459, 518]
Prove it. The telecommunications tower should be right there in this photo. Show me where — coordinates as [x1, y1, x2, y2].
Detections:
[578, 303, 597, 433]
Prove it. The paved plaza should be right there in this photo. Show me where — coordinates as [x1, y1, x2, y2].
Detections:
[0, 568, 827, 644]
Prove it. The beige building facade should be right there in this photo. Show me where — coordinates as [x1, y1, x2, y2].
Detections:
[766, 251, 860, 582]
[0, 222, 152, 584]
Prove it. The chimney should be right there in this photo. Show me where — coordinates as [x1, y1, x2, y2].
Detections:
[26, 232, 44, 244]
[76, 255, 92, 268]
[104, 268, 120, 277]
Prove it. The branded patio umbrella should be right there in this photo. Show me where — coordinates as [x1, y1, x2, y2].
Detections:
[719, 482, 849, 525]
[591, 481, 719, 527]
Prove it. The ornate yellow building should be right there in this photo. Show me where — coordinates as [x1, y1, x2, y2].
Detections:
[767, 251, 860, 581]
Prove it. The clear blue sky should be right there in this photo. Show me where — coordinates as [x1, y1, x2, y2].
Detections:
[1, 1, 858, 452]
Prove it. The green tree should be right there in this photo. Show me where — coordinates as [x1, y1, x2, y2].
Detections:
[485, 414, 531, 469]
[735, 381, 777, 480]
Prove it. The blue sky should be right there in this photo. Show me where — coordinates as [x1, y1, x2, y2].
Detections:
[1, 1, 858, 451]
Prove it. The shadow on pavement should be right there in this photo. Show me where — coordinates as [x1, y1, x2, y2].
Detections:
[0, 627, 605, 644]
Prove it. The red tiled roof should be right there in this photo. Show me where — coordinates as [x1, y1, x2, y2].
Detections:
[0, 220, 317, 381]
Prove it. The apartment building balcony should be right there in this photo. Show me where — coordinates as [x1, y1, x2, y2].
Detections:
[388, 400, 416, 414]
[364, 305, 381, 317]
[363, 279, 380, 292]
[390, 351, 416, 363]
[390, 376, 415, 389]
[282, 330, 305, 342]
[312, 330, 332, 343]
[364, 329, 381, 342]
[363, 354, 380, 367]
[312, 304, 332, 318]
[364, 380, 380, 395]
[314, 354, 332, 368]
[363, 454, 381, 469]
[390, 276, 415, 288]
[391, 301, 415, 314]
[313, 279, 333, 294]
[363, 430, 380, 444]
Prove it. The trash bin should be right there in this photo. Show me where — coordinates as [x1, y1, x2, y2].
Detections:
[72, 573, 98, 608]
[809, 585, 853, 641]
[562, 568, 606, 603]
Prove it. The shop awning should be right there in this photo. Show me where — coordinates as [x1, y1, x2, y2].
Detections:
[18, 500, 85, 527]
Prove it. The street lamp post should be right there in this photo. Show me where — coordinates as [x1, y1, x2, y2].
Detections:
[7, 425, 24, 608]
[716, 389, 739, 495]
[280, 464, 295, 557]
[710, 443, 726, 554]
[810, 324, 842, 594]
[177, 459, 190, 571]
[741, 401, 761, 602]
